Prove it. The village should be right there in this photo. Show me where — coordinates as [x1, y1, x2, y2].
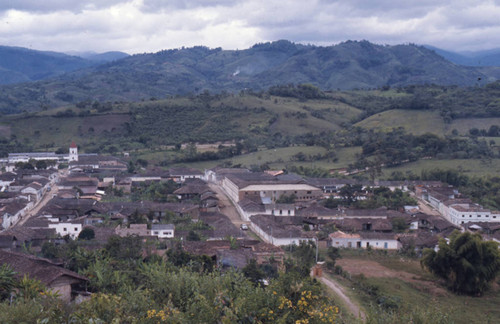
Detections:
[1, 142, 499, 302]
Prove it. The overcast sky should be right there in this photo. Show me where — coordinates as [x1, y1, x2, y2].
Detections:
[0, 0, 499, 54]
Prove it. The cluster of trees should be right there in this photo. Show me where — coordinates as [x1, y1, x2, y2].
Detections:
[129, 181, 179, 203]
[351, 129, 494, 170]
[165, 142, 249, 164]
[1, 237, 339, 323]
[268, 83, 326, 100]
[125, 103, 250, 147]
[469, 125, 500, 137]
[421, 231, 500, 295]
[323, 185, 416, 210]
[0, 136, 32, 158]
[14, 159, 57, 170]
[346, 82, 500, 122]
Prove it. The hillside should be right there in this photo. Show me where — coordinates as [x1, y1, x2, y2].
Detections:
[0, 45, 97, 85]
[2, 82, 500, 157]
[0, 91, 362, 154]
[0, 40, 497, 114]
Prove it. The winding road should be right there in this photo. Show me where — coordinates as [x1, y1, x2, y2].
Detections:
[319, 276, 366, 322]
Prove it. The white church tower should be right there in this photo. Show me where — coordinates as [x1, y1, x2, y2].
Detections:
[69, 141, 78, 162]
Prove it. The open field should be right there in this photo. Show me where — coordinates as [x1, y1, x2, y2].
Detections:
[331, 251, 500, 324]
[382, 158, 500, 178]
[155, 146, 363, 172]
[356, 109, 500, 137]
[355, 110, 446, 135]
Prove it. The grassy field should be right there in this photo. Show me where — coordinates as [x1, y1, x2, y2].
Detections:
[355, 110, 447, 136]
[356, 109, 500, 137]
[154, 146, 363, 172]
[382, 158, 500, 178]
[331, 250, 500, 324]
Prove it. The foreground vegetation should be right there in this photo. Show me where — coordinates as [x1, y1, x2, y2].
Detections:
[1, 238, 339, 323]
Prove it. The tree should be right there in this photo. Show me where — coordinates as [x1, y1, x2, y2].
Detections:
[35, 160, 47, 170]
[242, 259, 265, 285]
[421, 231, 500, 295]
[78, 227, 95, 240]
[339, 184, 363, 205]
[186, 230, 201, 241]
[0, 264, 17, 301]
[391, 217, 409, 233]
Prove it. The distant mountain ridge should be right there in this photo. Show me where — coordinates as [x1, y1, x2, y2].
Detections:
[66, 51, 130, 63]
[0, 40, 498, 113]
[425, 45, 500, 66]
[0, 46, 129, 85]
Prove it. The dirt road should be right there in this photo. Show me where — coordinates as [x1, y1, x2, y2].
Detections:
[17, 185, 58, 226]
[208, 182, 251, 233]
[417, 200, 441, 216]
[319, 276, 366, 321]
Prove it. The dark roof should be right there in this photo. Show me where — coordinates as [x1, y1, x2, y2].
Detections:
[306, 178, 357, 187]
[217, 249, 253, 269]
[0, 172, 17, 181]
[239, 199, 265, 213]
[0, 226, 56, 243]
[331, 218, 393, 232]
[199, 212, 243, 238]
[250, 214, 315, 238]
[0, 249, 88, 286]
[174, 183, 211, 195]
[97, 201, 198, 215]
[225, 171, 306, 189]
[169, 167, 203, 176]
[200, 192, 218, 201]
[296, 204, 335, 217]
[23, 217, 51, 228]
[151, 224, 175, 230]
[182, 240, 232, 256]
[465, 222, 500, 232]
[399, 232, 440, 248]
[1, 201, 28, 215]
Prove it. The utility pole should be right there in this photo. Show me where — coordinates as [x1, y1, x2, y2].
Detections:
[315, 237, 318, 264]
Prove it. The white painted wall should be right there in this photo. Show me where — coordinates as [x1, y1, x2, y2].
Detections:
[48, 223, 82, 239]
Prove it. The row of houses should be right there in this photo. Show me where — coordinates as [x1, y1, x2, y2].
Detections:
[421, 186, 500, 226]
[0, 169, 59, 230]
[203, 168, 459, 251]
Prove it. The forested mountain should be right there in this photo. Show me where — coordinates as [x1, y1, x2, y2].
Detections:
[0, 40, 497, 113]
[0, 46, 95, 84]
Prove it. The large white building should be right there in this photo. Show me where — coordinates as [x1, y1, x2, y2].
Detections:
[7, 141, 79, 164]
[448, 204, 500, 226]
[329, 231, 401, 250]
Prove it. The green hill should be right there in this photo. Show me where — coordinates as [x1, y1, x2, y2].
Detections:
[0, 45, 96, 85]
[355, 109, 500, 136]
[1, 40, 497, 114]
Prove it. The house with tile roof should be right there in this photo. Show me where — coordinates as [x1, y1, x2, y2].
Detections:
[0, 249, 88, 302]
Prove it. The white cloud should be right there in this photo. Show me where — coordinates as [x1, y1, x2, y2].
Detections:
[0, 0, 499, 53]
